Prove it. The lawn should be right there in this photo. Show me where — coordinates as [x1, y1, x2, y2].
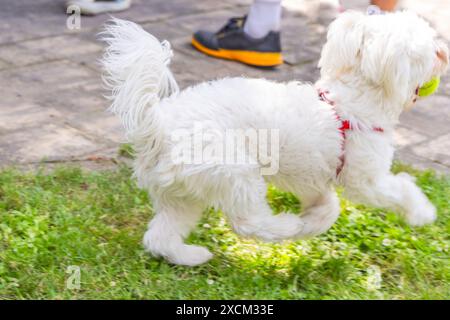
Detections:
[0, 163, 448, 299]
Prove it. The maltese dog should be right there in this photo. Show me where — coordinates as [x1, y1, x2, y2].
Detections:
[101, 11, 448, 266]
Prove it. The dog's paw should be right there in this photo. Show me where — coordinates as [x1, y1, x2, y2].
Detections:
[168, 245, 213, 267]
[143, 230, 213, 266]
[143, 229, 161, 256]
[405, 202, 437, 226]
[260, 213, 305, 241]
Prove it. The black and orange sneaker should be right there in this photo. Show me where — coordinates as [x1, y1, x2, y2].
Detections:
[192, 16, 283, 67]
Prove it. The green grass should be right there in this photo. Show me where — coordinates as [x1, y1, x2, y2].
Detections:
[0, 164, 448, 299]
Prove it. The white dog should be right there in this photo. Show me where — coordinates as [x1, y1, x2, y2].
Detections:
[101, 11, 448, 266]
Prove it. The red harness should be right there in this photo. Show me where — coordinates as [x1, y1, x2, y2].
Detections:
[318, 89, 384, 176]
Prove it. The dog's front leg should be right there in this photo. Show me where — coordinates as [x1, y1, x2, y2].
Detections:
[344, 173, 436, 226]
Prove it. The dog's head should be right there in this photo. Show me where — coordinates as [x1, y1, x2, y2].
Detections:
[319, 10, 449, 109]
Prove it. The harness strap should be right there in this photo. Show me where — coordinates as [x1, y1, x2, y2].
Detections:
[317, 89, 384, 176]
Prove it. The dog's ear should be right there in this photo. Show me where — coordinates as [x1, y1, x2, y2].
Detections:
[319, 11, 365, 77]
[360, 35, 411, 102]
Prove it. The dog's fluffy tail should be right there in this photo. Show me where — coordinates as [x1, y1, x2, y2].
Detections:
[100, 18, 179, 138]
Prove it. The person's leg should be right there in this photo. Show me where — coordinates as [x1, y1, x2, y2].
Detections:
[191, 0, 283, 67]
[244, 0, 282, 39]
[66, 0, 131, 16]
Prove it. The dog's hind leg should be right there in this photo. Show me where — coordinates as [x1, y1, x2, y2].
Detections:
[222, 175, 340, 241]
[221, 176, 305, 242]
[295, 190, 340, 239]
[143, 199, 212, 266]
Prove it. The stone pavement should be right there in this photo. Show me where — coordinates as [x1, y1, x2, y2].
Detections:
[0, 0, 449, 173]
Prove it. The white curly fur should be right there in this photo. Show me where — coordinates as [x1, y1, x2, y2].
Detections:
[101, 12, 448, 266]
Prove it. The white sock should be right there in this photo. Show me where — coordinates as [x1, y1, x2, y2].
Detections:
[243, 0, 282, 39]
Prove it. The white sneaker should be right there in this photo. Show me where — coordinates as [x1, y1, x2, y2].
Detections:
[66, 0, 131, 16]
[367, 5, 384, 15]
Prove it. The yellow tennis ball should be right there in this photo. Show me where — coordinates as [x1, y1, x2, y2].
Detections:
[418, 76, 440, 97]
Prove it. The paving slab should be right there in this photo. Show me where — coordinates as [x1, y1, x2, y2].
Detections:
[0, 35, 102, 67]
[412, 133, 450, 168]
[0, 122, 104, 164]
